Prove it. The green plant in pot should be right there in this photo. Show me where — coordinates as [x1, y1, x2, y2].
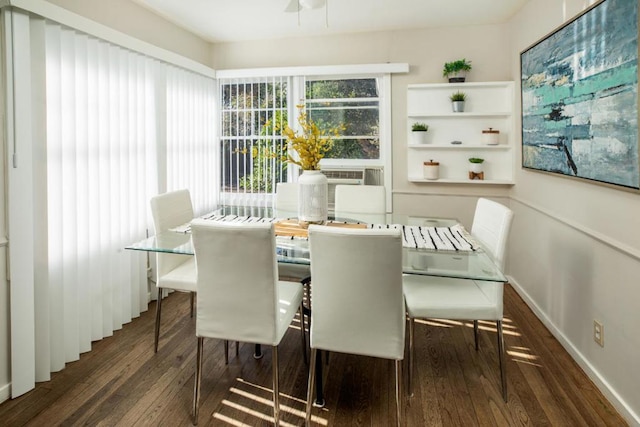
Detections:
[468, 157, 484, 174]
[411, 122, 429, 144]
[450, 91, 467, 112]
[443, 58, 472, 83]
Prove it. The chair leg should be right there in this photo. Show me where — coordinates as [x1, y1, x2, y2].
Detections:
[497, 320, 507, 402]
[408, 317, 415, 397]
[272, 346, 280, 426]
[224, 340, 229, 365]
[192, 337, 204, 425]
[190, 292, 195, 318]
[474, 320, 479, 351]
[299, 303, 308, 365]
[235, 341, 240, 357]
[305, 349, 318, 426]
[154, 288, 163, 353]
[395, 359, 403, 427]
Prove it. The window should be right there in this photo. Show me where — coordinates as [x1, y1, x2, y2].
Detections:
[219, 72, 391, 205]
[305, 77, 381, 160]
[219, 77, 289, 206]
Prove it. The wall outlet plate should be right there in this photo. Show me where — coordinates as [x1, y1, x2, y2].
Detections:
[593, 320, 604, 347]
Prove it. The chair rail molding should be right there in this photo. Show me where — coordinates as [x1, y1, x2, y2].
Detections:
[510, 196, 640, 261]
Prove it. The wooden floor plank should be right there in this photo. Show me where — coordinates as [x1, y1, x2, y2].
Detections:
[0, 285, 628, 426]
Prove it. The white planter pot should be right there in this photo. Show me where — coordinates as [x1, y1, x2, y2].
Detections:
[469, 162, 483, 173]
[411, 131, 428, 144]
[298, 170, 328, 225]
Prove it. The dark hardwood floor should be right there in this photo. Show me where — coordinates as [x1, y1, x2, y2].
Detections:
[0, 284, 627, 426]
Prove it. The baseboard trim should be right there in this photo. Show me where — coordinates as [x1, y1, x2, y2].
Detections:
[0, 382, 10, 404]
[507, 276, 640, 426]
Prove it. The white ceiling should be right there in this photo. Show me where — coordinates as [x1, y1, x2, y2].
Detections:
[133, 0, 530, 43]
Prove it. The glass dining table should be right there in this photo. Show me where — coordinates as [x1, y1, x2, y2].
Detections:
[126, 205, 507, 406]
[127, 206, 506, 283]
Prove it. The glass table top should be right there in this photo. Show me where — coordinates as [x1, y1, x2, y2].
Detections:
[126, 206, 506, 282]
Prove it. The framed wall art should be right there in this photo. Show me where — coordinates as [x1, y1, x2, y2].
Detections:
[520, 0, 639, 190]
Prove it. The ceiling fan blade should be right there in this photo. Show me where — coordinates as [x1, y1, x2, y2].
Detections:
[284, 0, 299, 13]
[284, 0, 325, 13]
[300, 0, 325, 9]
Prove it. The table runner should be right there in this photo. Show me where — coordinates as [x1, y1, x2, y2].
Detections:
[369, 223, 476, 251]
[171, 214, 476, 252]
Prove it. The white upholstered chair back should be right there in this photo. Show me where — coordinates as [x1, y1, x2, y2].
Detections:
[308, 225, 405, 360]
[191, 219, 280, 345]
[470, 198, 514, 271]
[150, 189, 194, 277]
[275, 182, 298, 213]
[334, 185, 386, 224]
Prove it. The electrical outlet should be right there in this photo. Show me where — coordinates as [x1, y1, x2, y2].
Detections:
[593, 320, 604, 347]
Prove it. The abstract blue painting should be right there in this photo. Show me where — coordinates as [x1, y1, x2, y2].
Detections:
[521, 0, 639, 189]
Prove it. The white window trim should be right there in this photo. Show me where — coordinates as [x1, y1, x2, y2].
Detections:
[217, 63, 408, 79]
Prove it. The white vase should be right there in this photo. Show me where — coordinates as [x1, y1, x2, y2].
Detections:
[298, 170, 328, 225]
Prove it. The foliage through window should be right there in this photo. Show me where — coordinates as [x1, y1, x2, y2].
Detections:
[220, 77, 288, 198]
[306, 78, 380, 160]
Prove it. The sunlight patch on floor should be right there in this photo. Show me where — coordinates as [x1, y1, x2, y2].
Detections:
[231, 379, 329, 425]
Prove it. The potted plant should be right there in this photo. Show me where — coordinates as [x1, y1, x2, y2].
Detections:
[411, 122, 429, 144]
[450, 91, 466, 113]
[281, 105, 343, 225]
[442, 58, 472, 83]
[468, 157, 484, 179]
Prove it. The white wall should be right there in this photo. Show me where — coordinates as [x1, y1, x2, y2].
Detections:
[507, 0, 640, 424]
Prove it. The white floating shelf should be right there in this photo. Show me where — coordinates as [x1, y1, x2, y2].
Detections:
[408, 177, 515, 185]
[407, 144, 512, 150]
[407, 112, 511, 118]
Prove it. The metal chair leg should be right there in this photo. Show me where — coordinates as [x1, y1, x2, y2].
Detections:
[496, 320, 507, 402]
[299, 303, 308, 365]
[272, 346, 280, 426]
[474, 320, 479, 351]
[224, 340, 229, 365]
[154, 288, 163, 353]
[395, 359, 403, 427]
[305, 349, 318, 426]
[235, 341, 240, 357]
[190, 292, 195, 318]
[408, 317, 415, 397]
[192, 337, 204, 425]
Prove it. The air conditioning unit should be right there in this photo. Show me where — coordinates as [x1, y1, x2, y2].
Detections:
[320, 166, 384, 210]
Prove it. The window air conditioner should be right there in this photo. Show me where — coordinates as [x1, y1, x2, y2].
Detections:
[320, 167, 384, 210]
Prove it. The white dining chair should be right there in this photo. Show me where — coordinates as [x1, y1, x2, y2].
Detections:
[274, 182, 299, 216]
[150, 189, 197, 353]
[403, 198, 514, 401]
[334, 184, 386, 224]
[306, 225, 405, 427]
[190, 219, 306, 426]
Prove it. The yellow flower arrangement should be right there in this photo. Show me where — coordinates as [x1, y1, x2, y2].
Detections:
[281, 105, 343, 170]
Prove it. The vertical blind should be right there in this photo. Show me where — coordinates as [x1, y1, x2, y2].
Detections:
[166, 67, 217, 215]
[6, 11, 217, 396]
[44, 23, 155, 371]
[218, 76, 289, 207]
